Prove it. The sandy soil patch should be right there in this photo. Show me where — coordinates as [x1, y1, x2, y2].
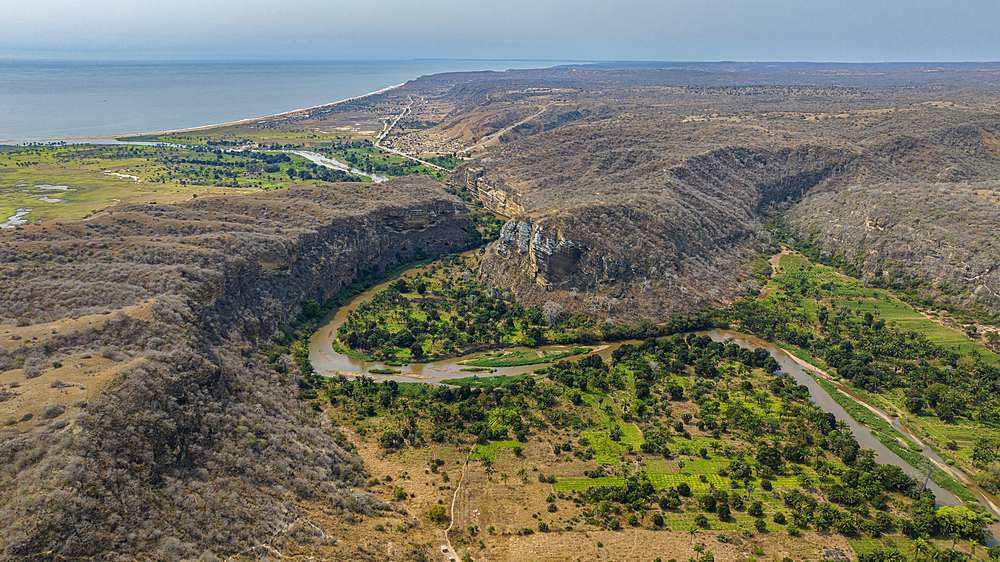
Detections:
[0, 300, 157, 435]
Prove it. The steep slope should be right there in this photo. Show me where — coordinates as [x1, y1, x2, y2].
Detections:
[0, 177, 469, 560]
[426, 69, 1000, 320]
[786, 179, 1000, 314]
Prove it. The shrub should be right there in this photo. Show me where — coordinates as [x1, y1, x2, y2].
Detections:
[429, 504, 446, 523]
[41, 404, 65, 419]
[717, 504, 732, 521]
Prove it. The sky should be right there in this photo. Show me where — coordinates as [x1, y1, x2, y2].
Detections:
[2, 0, 998, 62]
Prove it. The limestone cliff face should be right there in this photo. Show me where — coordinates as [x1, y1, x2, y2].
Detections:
[494, 218, 601, 288]
[450, 166, 525, 216]
[474, 146, 856, 321]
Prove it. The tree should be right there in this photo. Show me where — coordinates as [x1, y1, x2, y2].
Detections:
[380, 430, 404, 449]
[429, 504, 447, 523]
[542, 301, 563, 326]
[937, 506, 989, 547]
[911, 537, 931, 562]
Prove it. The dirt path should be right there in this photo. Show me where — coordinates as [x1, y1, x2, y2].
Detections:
[445, 448, 474, 559]
[460, 105, 547, 153]
[768, 249, 793, 273]
[373, 96, 448, 172]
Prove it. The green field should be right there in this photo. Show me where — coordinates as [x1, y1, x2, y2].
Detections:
[0, 144, 367, 224]
[774, 254, 998, 364]
[470, 440, 523, 462]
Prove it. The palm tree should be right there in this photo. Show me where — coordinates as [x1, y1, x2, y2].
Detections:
[501, 473, 509, 486]
[517, 468, 527, 482]
[911, 537, 930, 562]
[688, 527, 698, 544]
[969, 539, 980, 560]
[485, 466, 495, 481]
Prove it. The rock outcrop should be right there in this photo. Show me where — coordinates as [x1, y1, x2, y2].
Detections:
[0, 177, 469, 560]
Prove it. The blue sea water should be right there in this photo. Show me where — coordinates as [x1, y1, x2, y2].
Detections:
[0, 60, 566, 141]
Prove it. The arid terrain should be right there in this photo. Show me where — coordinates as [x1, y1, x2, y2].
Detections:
[3, 62, 1000, 561]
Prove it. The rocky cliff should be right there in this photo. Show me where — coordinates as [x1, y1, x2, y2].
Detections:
[0, 177, 469, 560]
[466, 145, 861, 321]
[430, 69, 1000, 321]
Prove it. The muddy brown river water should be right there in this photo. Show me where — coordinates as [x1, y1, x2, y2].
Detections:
[308, 265, 999, 539]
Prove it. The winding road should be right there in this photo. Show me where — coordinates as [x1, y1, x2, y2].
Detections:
[373, 96, 448, 172]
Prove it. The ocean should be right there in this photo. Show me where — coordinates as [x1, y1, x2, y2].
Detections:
[0, 59, 567, 142]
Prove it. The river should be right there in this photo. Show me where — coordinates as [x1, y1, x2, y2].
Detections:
[703, 329, 1000, 540]
[287, 150, 389, 183]
[307, 264, 999, 536]
[307, 258, 635, 383]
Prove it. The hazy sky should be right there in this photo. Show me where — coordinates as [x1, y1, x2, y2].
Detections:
[3, 0, 998, 62]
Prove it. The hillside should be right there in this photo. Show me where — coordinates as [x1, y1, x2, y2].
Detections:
[5, 63, 1000, 560]
[375, 66, 1000, 320]
[785, 179, 1000, 319]
[0, 177, 470, 560]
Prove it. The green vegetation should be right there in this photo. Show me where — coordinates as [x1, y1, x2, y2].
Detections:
[305, 331, 992, 549]
[459, 347, 592, 368]
[0, 143, 366, 224]
[334, 253, 703, 364]
[131, 131, 453, 179]
[725, 249, 1000, 511]
[440, 374, 530, 388]
[283, 228, 998, 559]
[124, 123, 362, 150]
[423, 155, 463, 170]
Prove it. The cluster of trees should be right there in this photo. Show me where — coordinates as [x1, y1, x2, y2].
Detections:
[337, 256, 717, 363]
[337, 263, 640, 361]
[726, 278, 1000, 425]
[0, 176, 473, 559]
[319, 371, 549, 447]
[319, 317, 997, 546]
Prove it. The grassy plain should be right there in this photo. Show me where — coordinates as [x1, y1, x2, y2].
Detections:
[0, 144, 363, 224]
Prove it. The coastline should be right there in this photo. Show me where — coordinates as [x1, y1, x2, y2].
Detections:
[3, 81, 407, 144]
